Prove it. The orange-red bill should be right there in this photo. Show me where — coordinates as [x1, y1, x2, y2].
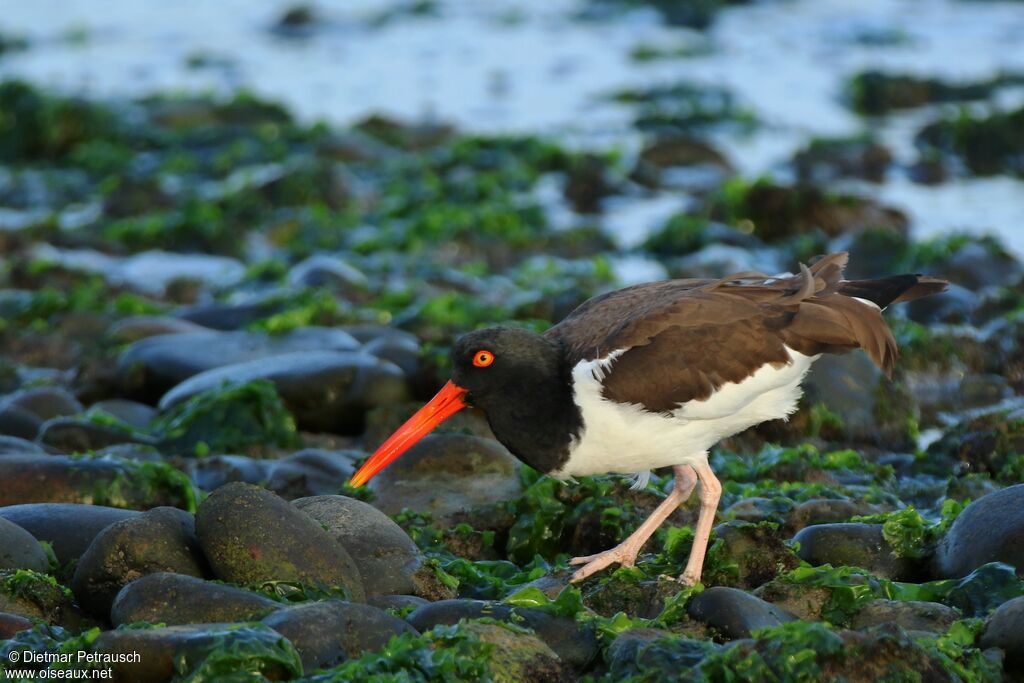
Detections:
[349, 380, 468, 487]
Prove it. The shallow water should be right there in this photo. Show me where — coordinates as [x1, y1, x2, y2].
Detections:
[2, 0, 1023, 256]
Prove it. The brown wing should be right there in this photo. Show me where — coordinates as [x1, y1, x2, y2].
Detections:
[543, 253, 943, 413]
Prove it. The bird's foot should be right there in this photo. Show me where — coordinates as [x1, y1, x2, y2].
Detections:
[677, 569, 701, 587]
[569, 544, 640, 582]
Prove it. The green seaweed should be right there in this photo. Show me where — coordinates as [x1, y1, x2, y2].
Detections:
[151, 379, 299, 456]
[173, 625, 304, 682]
[300, 623, 494, 682]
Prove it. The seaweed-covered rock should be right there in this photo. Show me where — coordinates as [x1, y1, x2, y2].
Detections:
[0, 455, 194, 510]
[687, 586, 797, 639]
[711, 521, 802, 588]
[794, 523, 916, 581]
[159, 351, 408, 434]
[932, 484, 1024, 579]
[118, 328, 360, 401]
[0, 504, 139, 564]
[0, 570, 86, 628]
[406, 598, 598, 668]
[980, 596, 1024, 671]
[92, 623, 302, 683]
[195, 482, 366, 601]
[262, 600, 417, 671]
[847, 70, 1015, 115]
[792, 136, 892, 183]
[464, 621, 570, 683]
[606, 629, 718, 681]
[36, 417, 155, 452]
[110, 572, 280, 626]
[917, 104, 1024, 177]
[926, 410, 1024, 479]
[367, 433, 523, 520]
[0, 517, 49, 573]
[71, 507, 208, 618]
[292, 495, 422, 597]
[786, 498, 887, 533]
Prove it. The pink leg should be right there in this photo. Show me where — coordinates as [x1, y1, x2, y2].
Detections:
[570, 465, 698, 582]
[678, 461, 722, 586]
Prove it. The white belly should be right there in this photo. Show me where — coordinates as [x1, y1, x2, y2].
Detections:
[553, 347, 817, 478]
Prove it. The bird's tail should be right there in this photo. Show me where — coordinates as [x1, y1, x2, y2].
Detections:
[838, 274, 949, 309]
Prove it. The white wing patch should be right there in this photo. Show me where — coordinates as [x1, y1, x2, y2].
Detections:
[555, 346, 818, 479]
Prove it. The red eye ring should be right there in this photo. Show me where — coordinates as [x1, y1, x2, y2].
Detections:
[473, 350, 495, 368]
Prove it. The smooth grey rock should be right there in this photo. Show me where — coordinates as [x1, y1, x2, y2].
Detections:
[851, 599, 960, 634]
[262, 600, 416, 671]
[367, 433, 523, 520]
[111, 572, 280, 626]
[90, 400, 158, 430]
[2, 387, 83, 421]
[0, 504, 140, 564]
[933, 484, 1024, 579]
[37, 417, 155, 452]
[195, 482, 366, 601]
[119, 327, 361, 401]
[159, 351, 408, 434]
[293, 495, 421, 597]
[0, 517, 49, 572]
[72, 508, 208, 619]
[0, 404, 41, 440]
[687, 587, 797, 639]
[980, 596, 1024, 671]
[266, 450, 358, 499]
[794, 523, 915, 580]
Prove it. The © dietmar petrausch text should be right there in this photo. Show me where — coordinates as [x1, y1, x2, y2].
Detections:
[4, 648, 142, 680]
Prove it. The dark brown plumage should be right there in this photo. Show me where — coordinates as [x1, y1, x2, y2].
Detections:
[543, 252, 947, 413]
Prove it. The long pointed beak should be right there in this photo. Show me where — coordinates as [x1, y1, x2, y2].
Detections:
[349, 380, 468, 487]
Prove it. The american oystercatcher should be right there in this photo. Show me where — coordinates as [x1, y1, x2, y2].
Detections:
[350, 252, 946, 585]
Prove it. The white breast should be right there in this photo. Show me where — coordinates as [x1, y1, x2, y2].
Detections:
[553, 347, 818, 478]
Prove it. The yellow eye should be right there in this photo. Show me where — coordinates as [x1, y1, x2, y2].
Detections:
[473, 350, 495, 368]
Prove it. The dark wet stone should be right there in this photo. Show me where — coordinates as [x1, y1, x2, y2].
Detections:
[933, 484, 1024, 579]
[0, 612, 33, 638]
[94, 443, 165, 463]
[786, 498, 887, 533]
[0, 504, 140, 564]
[90, 399, 158, 430]
[0, 517, 49, 572]
[93, 623, 298, 683]
[195, 482, 366, 601]
[159, 351, 408, 434]
[711, 521, 802, 589]
[0, 436, 47, 455]
[262, 600, 416, 671]
[980, 596, 1024, 671]
[188, 454, 273, 492]
[287, 254, 369, 295]
[564, 153, 618, 213]
[932, 240, 1024, 291]
[363, 335, 420, 380]
[906, 284, 980, 324]
[632, 136, 733, 189]
[2, 387, 82, 421]
[0, 404, 41, 440]
[801, 352, 913, 447]
[266, 450, 358, 499]
[107, 315, 210, 344]
[293, 495, 420, 597]
[111, 572, 280, 626]
[37, 417, 156, 452]
[794, 523, 915, 581]
[792, 136, 892, 183]
[366, 594, 430, 612]
[688, 587, 796, 640]
[72, 507, 208, 619]
[0, 455, 188, 510]
[119, 327, 362, 402]
[851, 599, 960, 634]
[368, 433, 523, 521]
[175, 297, 289, 331]
[406, 598, 598, 668]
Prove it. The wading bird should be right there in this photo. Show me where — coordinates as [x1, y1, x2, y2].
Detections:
[350, 253, 946, 585]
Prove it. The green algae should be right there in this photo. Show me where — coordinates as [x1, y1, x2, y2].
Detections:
[847, 70, 1024, 115]
[917, 104, 1024, 176]
[300, 623, 494, 682]
[173, 625, 303, 683]
[151, 379, 300, 456]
